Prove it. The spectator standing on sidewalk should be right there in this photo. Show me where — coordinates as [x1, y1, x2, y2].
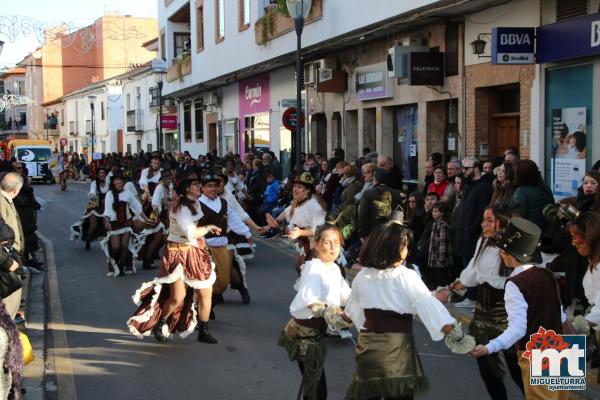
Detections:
[0, 172, 24, 319]
[422, 161, 435, 197]
[456, 157, 493, 308]
[13, 164, 43, 272]
[376, 155, 403, 190]
[257, 170, 281, 226]
[427, 201, 452, 288]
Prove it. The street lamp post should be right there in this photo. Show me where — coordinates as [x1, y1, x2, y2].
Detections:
[158, 80, 163, 151]
[88, 96, 96, 160]
[287, 0, 312, 173]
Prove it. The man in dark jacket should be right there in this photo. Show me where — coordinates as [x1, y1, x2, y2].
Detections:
[458, 157, 494, 264]
[376, 155, 403, 190]
[358, 168, 401, 239]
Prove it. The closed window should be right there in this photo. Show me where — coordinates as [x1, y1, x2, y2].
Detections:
[196, 2, 204, 52]
[194, 102, 204, 142]
[101, 101, 105, 120]
[184, 102, 192, 142]
[216, 0, 225, 42]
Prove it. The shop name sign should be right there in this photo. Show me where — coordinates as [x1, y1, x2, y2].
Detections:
[491, 27, 535, 64]
[537, 13, 600, 63]
[355, 63, 393, 101]
[245, 83, 263, 108]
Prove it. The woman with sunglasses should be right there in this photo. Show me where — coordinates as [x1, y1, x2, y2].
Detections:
[437, 203, 524, 400]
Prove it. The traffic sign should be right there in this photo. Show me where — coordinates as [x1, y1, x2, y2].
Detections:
[282, 107, 305, 132]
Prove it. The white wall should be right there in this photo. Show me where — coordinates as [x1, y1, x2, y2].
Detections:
[464, 0, 540, 66]
[160, 0, 439, 95]
[122, 70, 160, 153]
[269, 66, 297, 157]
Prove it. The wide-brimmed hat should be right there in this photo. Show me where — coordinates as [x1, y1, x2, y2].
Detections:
[159, 169, 174, 181]
[492, 217, 542, 264]
[176, 177, 201, 196]
[202, 172, 221, 184]
[293, 171, 315, 191]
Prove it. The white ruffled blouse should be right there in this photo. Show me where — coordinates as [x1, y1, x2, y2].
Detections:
[103, 190, 143, 221]
[583, 263, 600, 324]
[459, 237, 508, 290]
[284, 197, 325, 233]
[289, 258, 351, 319]
[344, 266, 455, 341]
[167, 201, 205, 247]
[89, 180, 109, 198]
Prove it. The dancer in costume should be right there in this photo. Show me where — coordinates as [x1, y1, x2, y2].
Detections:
[277, 224, 351, 400]
[436, 203, 524, 400]
[70, 167, 109, 250]
[262, 172, 326, 274]
[138, 170, 174, 270]
[344, 220, 474, 400]
[101, 174, 152, 277]
[128, 177, 221, 343]
[199, 173, 252, 317]
[470, 217, 568, 400]
[139, 152, 163, 214]
[216, 172, 261, 304]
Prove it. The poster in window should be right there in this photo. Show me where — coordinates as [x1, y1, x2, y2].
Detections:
[551, 107, 587, 197]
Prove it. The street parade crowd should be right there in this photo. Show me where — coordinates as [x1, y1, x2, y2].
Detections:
[2, 145, 600, 399]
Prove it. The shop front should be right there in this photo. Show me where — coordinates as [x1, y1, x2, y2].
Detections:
[538, 12, 600, 198]
[239, 74, 270, 157]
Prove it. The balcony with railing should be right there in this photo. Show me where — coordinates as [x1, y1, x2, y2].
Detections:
[127, 110, 135, 132]
[166, 53, 192, 83]
[43, 122, 60, 137]
[68, 121, 77, 136]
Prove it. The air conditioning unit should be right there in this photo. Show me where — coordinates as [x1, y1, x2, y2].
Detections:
[303, 62, 315, 86]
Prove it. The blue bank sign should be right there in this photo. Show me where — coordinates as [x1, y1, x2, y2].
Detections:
[492, 27, 535, 64]
[537, 13, 600, 63]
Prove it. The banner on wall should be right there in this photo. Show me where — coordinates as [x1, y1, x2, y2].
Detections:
[551, 107, 587, 197]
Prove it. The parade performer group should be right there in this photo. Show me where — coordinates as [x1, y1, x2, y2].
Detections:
[66, 157, 581, 400]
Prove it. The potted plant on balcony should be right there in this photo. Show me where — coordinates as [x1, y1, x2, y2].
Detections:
[257, 0, 290, 45]
[177, 49, 191, 81]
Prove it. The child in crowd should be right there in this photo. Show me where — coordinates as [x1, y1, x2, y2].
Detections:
[428, 201, 452, 288]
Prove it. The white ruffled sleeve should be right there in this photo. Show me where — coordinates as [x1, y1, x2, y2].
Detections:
[103, 191, 116, 221]
[175, 207, 198, 240]
[139, 169, 149, 190]
[404, 269, 455, 341]
[127, 192, 143, 217]
[289, 263, 323, 317]
[151, 185, 164, 210]
[309, 200, 326, 233]
[344, 274, 365, 330]
[89, 181, 97, 198]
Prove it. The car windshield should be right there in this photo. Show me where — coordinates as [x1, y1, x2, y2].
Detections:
[17, 148, 52, 162]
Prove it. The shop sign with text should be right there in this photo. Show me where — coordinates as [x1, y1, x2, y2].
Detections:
[355, 63, 393, 101]
[492, 27, 535, 64]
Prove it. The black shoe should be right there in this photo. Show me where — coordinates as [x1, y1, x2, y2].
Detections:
[142, 260, 156, 270]
[197, 321, 218, 344]
[262, 229, 277, 239]
[85, 240, 91, 250]
[239, 286, 251, 304]
[213, 294, 224, 305]
[24, 261, 44, 273]
[153, 319, 169, 342]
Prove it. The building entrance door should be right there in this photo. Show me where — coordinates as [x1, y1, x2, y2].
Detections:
[490, 115, 519, 159]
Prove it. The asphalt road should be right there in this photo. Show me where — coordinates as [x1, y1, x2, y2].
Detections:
[35, 181, 522, 400]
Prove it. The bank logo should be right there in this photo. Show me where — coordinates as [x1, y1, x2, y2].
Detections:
[523, 327, 586, 391]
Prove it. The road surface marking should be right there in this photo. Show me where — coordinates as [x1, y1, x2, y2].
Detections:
[38, 232, 78, 400]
